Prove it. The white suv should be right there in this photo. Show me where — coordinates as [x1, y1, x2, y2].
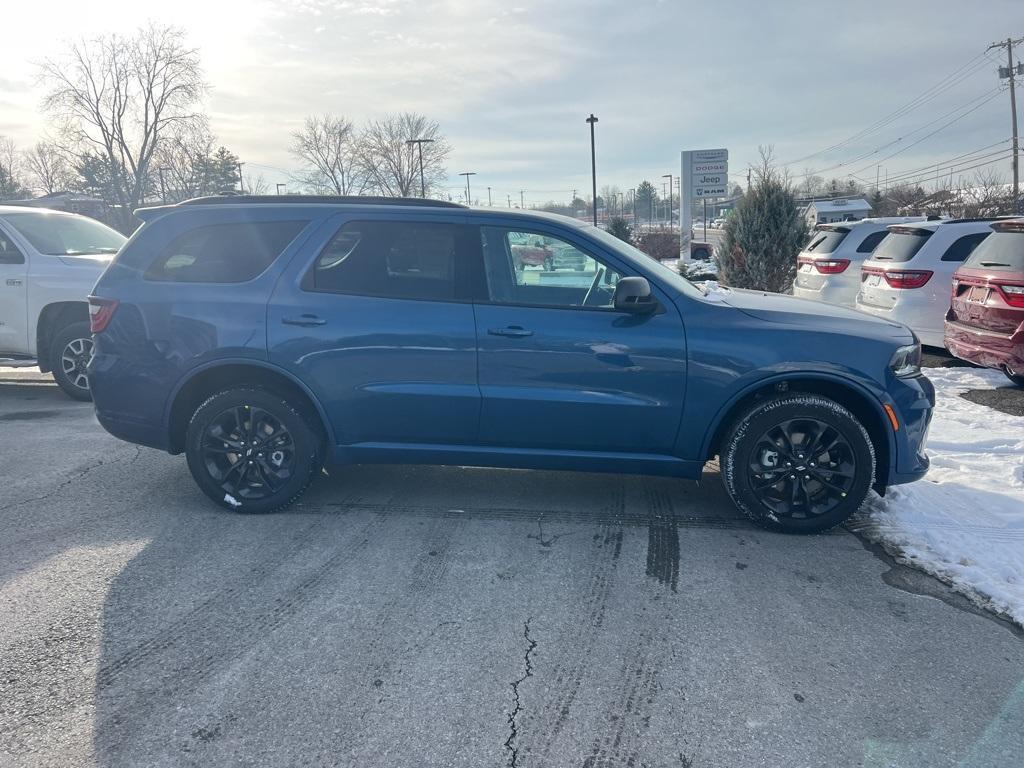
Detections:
[855, 218, 996, 347]
[0, 206, 125, 399]
[793, 217, 926, 308]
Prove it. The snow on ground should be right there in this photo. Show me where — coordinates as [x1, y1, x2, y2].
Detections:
[855, 366, 1024, 626]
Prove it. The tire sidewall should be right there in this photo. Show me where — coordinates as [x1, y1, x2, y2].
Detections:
[50, 321, 94, 401]
[185, 388, 320, 514]
[722, 394, 876, 534]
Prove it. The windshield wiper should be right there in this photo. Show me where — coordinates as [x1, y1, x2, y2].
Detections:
[978, 261, 1011, 267]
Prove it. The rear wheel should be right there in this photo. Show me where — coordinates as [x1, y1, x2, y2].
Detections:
[721, 394, 875, 534]
[50, 321, 94, 401]
[185, 388, 321, 513]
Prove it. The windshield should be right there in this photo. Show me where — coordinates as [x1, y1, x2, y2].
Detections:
[803, 228, 849, 254]
[586, 225, 705, 299]
[871, 230, 932, 262]
[1, 211, 125, 256]
[963, 231, 1024, 271]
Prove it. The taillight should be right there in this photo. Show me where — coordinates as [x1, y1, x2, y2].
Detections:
[88, 296, 119, 333]
[882, 270, 933, 289]
[996, 284, 1024, 308]
[799, 257, 850, 274]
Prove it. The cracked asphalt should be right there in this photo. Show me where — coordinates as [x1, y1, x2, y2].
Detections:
[1, 370, 1022, 767]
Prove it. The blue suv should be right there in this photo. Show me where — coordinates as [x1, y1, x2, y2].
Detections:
[88, 196, 934, 533]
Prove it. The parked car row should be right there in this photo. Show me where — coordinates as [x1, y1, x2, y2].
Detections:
[794, 216, 1024, 386]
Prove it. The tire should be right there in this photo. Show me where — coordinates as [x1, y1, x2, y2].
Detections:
[185, 387, 322, 514]
[721, 394, 875, 534]
[50, 321, 94, 401]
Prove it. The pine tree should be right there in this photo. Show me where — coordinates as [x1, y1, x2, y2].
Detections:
[606, 217, 633, 243]
[717, 150, 806, 293]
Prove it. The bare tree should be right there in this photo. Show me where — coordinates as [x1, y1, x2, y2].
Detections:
[39, 23, 206, 227]
[23, 141, 76, 195]
[0, 136, 30, 199]
[359, 113, 451, 197]
[961, 168, 1010, 217]
[245, 172, 269, 196]
[290, 114, 365, 194]
[153, 119, 218, 201]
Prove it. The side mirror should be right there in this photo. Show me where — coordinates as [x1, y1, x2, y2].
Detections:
[613, 276, 657, 314]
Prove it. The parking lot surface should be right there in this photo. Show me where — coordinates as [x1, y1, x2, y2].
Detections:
[1, 372, 1022, 767]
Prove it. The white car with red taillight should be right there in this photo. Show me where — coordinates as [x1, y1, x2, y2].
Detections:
[792, 217, 925, 307]
[855, 218, 997, 347]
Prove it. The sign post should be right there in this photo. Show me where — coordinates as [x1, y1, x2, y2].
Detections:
[680, 148, 728, 261]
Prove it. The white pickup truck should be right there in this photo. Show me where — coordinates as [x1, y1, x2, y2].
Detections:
[0, 206, 126, 399]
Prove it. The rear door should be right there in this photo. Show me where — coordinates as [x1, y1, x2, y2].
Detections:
[0, 220, 29, 354]
[268, 212, 482, 447]
[471, 221, 687, 454]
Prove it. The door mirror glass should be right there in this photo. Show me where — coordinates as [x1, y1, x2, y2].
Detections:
[613, 276, 657, 313]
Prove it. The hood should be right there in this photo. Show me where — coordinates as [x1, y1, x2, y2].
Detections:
[714, 286, 912, 339]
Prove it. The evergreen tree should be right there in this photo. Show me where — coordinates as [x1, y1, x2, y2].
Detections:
[606, 216, 633, 243]
[635, 180, 657, 222]
[717, 150, 806, 293]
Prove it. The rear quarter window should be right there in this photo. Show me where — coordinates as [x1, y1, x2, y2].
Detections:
[145, 220, 308, 283]
[855, 230, 888, 253]
[941, 232, 989, 262]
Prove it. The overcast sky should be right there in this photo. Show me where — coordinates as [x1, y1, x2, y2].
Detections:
[3, 0, 1021, 205]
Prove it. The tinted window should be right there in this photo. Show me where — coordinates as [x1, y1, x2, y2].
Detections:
[310, 220, 463, 301]
[146, 221, 308, 283]
[963, 231, 1024, 271]
[804, 228, 849, 253]
[871, 230, 932, 262]
[2, 211, 124, 256]
[941, 232, 989, 262]
[0, 228, 25, 264]
[480, 227, 622, 309]
[856, 230, 888, 253]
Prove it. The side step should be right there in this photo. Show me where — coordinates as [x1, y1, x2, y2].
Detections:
[0, 357, 39, 368]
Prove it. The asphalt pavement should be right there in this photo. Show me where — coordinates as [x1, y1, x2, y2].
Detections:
[1, 370, 1022, 767]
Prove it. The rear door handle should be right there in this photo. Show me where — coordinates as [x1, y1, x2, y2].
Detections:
[488, 326, 533, 338]
[282, 314, 327, 327]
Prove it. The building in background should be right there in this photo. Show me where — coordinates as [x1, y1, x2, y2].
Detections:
[804, 198, 872, 227]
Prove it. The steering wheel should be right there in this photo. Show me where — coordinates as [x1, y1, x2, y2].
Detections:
[581, 266, 606, 307]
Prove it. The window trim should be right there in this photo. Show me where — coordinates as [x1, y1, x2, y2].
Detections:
[475, 224, 637, 314]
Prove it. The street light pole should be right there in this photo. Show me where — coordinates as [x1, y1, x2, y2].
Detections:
[662, 174, 673, 230]
[586, 114, 599, 226]
[459, 172, 477, 205]
[487, 186, 492, 206]
[406, 138, 435, 198]
[520, 190, 525, 209]
[276, 183, 285, 195]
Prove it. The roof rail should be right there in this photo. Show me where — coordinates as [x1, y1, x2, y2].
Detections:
[177, 194, 467, 209]
[938, 215, 1018, 224]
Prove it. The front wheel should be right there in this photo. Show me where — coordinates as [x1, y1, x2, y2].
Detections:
[185, 388, 322, 513]
[721, 394, 876, 534]
[50, 321, 94, 401]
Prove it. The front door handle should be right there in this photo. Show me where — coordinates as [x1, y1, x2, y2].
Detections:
[282, 314, 327, 327]
[488, 326, 533, 338]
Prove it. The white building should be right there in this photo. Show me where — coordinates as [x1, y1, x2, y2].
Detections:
[804, 198, 872, 228]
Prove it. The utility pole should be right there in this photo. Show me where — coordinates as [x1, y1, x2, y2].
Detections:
[586, 114, 599, 226]
[990, 37, 1023, 212]
[520, 190, 525, 209]
[406, 138, 435, 197]
[662, 175, 673, 229]
[507, 194, 512, 208]
[236, 162, 245, 194]
[459, 172, 476, 205]
[487, 186, 492, 206]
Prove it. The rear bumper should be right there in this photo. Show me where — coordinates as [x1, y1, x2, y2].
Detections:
[945, 320, 1024, 375]
[94, 409, 169, 451]
[792, 278, 859, 307]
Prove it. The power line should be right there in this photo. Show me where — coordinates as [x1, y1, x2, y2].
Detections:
[848, 140, 1010, 187]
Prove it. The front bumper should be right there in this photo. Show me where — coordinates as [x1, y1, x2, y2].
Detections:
[886, 373, 935, 486]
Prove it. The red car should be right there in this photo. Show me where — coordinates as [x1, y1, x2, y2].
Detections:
[945, 218, 1024, 386]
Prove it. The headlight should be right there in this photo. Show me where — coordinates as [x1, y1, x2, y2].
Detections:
[890, 342, 922, 378]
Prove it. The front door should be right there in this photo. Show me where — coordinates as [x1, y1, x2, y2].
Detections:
[268, 214, 482, 447]
[473, 224, 687, 454]
[0, 222, 28, 354]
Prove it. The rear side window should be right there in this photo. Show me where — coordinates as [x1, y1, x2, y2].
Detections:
[855, 230, 888, 253]
[308, 220, 469, 301]
[804, 228, 848, 253]
[940, 232, 989, 262]
[146, 220, 308, 283]
[871, 230, 932, 262]
[963, 231, 1024, 271]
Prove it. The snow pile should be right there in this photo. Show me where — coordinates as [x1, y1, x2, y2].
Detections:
[858, 367, 1024, 626]
[679, 258, 718, 280]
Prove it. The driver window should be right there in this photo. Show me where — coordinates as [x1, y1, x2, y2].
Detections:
[479, 227, 622, 309]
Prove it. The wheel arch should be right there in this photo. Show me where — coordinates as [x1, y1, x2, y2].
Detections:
[702, 373, 894, 489]
[36, 301, 89, 373]
[166, 360, 334, 455]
